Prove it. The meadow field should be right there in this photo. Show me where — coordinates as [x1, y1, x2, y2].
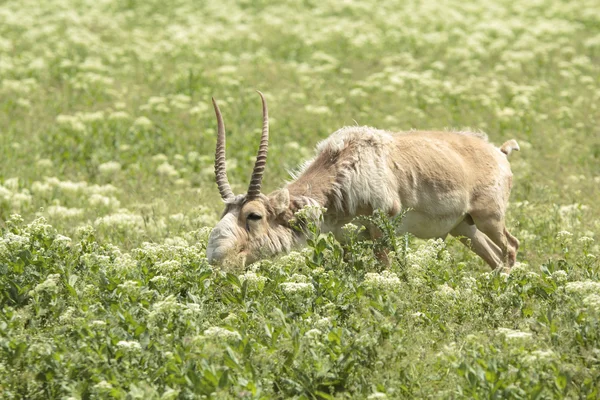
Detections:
[1, 0, 600, 398]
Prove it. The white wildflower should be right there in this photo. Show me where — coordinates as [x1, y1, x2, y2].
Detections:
[108, 111, 130, 121]
[239, 271, 267, 291]
[56, 180, 88, 195]
[150, 275, 169, 286]
[52, 234, 72, 248]
[47, 205, 84, 219]
[11, 192, 32, 208]
[280, 282, 314, 296]
[181, 303, 202, 319]
[551, 270, 567, 284]
[434, 283, 457, 300]
[88, 194, 120, 209]
[3, 178, 19, 190]
[59, 307, 76, 323]
[222, 313, 238, 325]
[164, 236, 188, 246]
[406, 238, 451, 268]
[349, 88, 368, 97]
[116, 340, 141, 351]
[305, 105, 332, 115]
[304, 328, 322, 339]
[132, 116, 153, 129]
[29, 274, 61, 295]
[155, 260, 183, 278]
[565, 281, 600, 295]
[203, 326, 242, 341]
[77, 111, 104, 123]
[556, 231, 573, 243]
[363, 271, 402, 292]
[341, 222, 365, 239]
[93, 381, 113, 391]
[367, 393, 388, 399]
[56, 114, 85, 132]
[523, 349, 556, 366]
[496, 327, 533, 340]
[169, 213, 185, 223]
[31, 181, 53, 196]
[152, 154, 168, 163]
[157, 162, 179, 177]
[95, 212, 144, 230]
[98, 161, 122, 176]
[0, 185, 12, 201]
[583, 294, 600, 312]
[314, 317, 331, 330]
[117, 280, 140, 296]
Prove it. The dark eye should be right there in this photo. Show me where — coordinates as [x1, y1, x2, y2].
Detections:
[247, 213, 262, 221]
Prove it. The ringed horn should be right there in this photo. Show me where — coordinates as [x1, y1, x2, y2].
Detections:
[211, 91, 269, 201]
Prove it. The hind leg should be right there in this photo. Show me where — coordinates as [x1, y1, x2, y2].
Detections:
[450, 219, 504, 269]
[504, 228, 519, 267]
[471, 213, 517, 268]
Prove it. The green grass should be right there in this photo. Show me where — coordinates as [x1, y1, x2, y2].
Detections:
[1, 0, 599, 398]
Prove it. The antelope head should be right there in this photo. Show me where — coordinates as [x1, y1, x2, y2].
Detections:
[206, 92, 297, 267]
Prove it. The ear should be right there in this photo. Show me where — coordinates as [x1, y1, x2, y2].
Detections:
[269, 188, 290, 216]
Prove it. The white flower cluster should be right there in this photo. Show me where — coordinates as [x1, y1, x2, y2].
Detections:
[578, 236, 595, 247]
[90, 320, 107, 328]
[434, 283, 457, 300]
[0, 181, 32, 210]
[496, 327, 533, 340]
[154, 260, 183, 280]
[29, 274, 61, 296]
[363, 270, 402, 292]
[304, 328, 323, 341]
[276, 251, 306, 269]
[558, 204, 588, 227]
[522, 349, 556, 366]
[117, 280, 141, 297]
[280, 282, 314, 296]
[47, 205, 84, 219]
[150, 275, 169, 287]
[56, 114, 86, 133]
[94, 211, 145, 231]
[238, 270, 267, 291]
[565, 281, 600, 295]
[405, 239, 451, 283]
[367, 392, 388, 399]
[116, 340, 141, 351]
[133, 116, 153, 130]
[149, 295, 183, 318]
[157, 162, 179, 178]
[98, 161, 122, 176]
[0, 232, 30, 256]
[583, 294, 600, 313]
[109, 111, 130, 121]
[556, 230, 573, 244]
[280, 274, 314, 303]
[88, 193, 121, 209]
[203, 326, 242, 342]
[92, 381, 113, 392]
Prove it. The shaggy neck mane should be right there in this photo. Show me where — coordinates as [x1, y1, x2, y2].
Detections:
[284, 126, 399, 220]
[287, 148, 342, 207]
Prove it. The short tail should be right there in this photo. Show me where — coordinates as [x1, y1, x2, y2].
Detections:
[500, 139, 520, 156]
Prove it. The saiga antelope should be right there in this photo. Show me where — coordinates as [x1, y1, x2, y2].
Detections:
[206, 92, 520, 270]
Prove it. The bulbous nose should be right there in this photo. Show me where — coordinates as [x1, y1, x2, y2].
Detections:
[206, 226, 228, 265]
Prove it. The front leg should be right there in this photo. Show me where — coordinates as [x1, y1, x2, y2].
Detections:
[367, 224, 391, 266]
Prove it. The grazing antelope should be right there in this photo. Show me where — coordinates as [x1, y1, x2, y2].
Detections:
[206, 92, 520, 270]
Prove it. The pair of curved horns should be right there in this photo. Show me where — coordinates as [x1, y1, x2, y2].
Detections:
[212, 91, 269, 201]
